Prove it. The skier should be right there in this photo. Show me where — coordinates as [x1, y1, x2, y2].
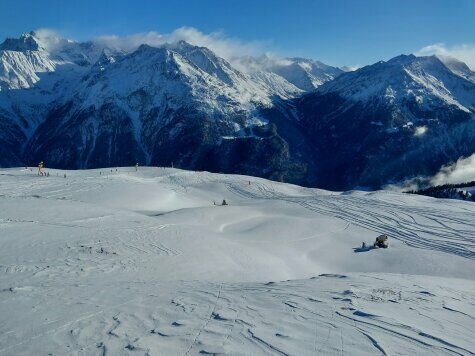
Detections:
[38, 161, 44, 176]
[222, 199, 228, 206]
[135, 163, 139, 172]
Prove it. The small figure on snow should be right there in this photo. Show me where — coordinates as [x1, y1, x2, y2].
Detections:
[135, 163, 139, 172]
[373, 234, 389, 248]
[38, 161, 44, 176]
[222, 199, 228, 206]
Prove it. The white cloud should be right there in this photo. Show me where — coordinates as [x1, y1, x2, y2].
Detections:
[31, 27, 349, 73]
[429, 154, 475, 186]
[385, 154, 475, 192]
[93, 27, 268, 64]
[33, 28, 65, 51]
[414, 126, 427, 137]
[341, 65, 360, 72]
[416, 43, 475, 70]
[229, 53, 295, 73]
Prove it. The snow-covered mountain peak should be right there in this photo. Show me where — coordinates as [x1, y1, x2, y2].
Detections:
[268, 57, 344, 91]
[233, 54, 343, 92]
[0, 31, 102, 91]
[166, 39, 208, 53]
[386, 53, 416, 65]
[290, 56, 339, 71]
[0, 36, 56, 90]
[0, 31, 44, 52]
[317, 54, 475, 112]
[436, 54, 475, 83]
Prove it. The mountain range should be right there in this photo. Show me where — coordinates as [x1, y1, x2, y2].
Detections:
[1, 31, 474, 189]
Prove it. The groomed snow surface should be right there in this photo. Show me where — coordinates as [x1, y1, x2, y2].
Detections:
[0, 167, 474, 355]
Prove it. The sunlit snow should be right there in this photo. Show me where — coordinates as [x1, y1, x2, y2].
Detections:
[0, 167, 474, 355]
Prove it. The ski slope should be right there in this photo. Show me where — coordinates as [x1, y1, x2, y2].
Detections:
[0, 167, 474, 355]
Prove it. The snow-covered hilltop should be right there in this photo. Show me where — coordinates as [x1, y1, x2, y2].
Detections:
[0, 31, 474, 190]
[0, 167, 474, 354]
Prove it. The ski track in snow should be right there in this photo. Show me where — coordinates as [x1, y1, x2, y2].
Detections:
[224, 179, 475, 259]
[0, 167, 474, 355]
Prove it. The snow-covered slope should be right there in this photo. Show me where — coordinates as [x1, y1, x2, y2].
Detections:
[0, 167, 474, 354]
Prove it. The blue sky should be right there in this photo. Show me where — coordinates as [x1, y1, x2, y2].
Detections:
[0, 0, 474, 67]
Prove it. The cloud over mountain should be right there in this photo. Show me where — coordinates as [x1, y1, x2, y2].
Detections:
[430, 154, 475, 185]
[93, 27, 268, 62]
[417, 43, 475, 70]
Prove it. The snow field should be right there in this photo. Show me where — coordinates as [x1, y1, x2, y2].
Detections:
[0, 167, 474, 355]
